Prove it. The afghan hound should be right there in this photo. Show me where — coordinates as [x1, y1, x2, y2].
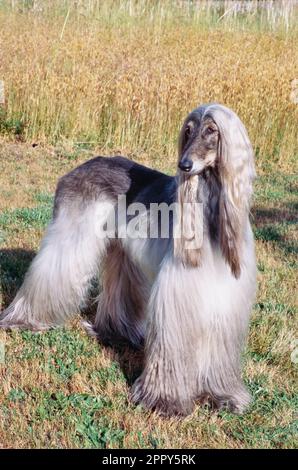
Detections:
[0, 103, 257, 417]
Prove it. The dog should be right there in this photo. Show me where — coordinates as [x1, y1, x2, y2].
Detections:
[0, 103, 257, 417]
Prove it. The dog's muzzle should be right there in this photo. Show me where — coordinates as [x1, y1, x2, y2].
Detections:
[178, 158, 193, 172]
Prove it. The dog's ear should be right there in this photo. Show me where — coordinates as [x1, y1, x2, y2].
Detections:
[208, 106, 256, 278]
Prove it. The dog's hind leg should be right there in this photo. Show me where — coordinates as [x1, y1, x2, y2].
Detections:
[0, 201, 108, 330]
[88, 242, 149, 349]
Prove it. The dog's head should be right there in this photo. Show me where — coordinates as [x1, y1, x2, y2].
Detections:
[177, 104, 256, 278]
[178, 103, 254, 178]
[178, 104, 218, 175]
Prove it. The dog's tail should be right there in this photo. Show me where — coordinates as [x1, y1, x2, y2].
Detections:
[0, 201, 109, 330]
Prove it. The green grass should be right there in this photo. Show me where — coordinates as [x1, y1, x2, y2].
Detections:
[0, 205, 52, 230]
[0, 145, 297, 448]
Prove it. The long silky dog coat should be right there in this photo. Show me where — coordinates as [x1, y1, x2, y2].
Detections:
[0, 104, 257, 416]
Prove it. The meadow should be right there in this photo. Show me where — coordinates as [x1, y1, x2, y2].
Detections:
[0, 0, 297, 448]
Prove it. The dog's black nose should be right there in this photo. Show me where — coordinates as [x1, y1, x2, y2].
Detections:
[178, 159, 193, 172]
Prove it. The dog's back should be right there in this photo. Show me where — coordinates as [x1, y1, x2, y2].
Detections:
[54, 156, 174, 217]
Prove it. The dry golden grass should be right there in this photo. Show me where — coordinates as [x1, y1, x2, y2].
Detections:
[0, 0, 297, 174]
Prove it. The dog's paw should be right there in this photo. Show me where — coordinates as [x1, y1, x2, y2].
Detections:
[227, 388, 252, 414]
[131, 377, 194, 418]
[153, 397, 194, 418]
[207, 388, 251, 415]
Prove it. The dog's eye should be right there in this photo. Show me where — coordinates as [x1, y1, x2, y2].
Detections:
[205, 126, 215, 135]
[185, 125, 192, 138]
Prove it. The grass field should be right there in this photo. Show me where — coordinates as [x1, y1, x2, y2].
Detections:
[0, 0, 297, 449]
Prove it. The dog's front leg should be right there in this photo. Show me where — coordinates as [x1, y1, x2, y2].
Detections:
[131, 255, 197, 417]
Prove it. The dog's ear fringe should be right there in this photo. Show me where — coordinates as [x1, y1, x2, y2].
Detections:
[219, 193, 242, 279]
[210, 105, 255, 279]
